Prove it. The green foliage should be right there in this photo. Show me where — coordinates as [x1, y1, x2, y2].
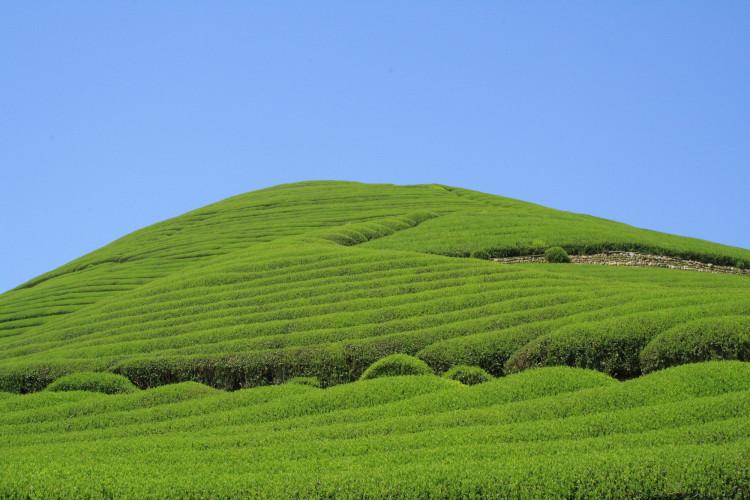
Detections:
[114, 346, 350, 390]
[506, 311, 695, 378]
[0, 239, 749, 393]
[46, 371, 138, 394]
[364, 186, 750, 267]
[544, 246, 571, 263]
[503, 300, 750, 379]
[0, 360, 99, 394]
[315, 212, 439, 246]
[443, 364, 492, 385]
[1, 180, 750, 494]
[469, 249, 492, 259]
[1, 181, 749, 395]
[286, 376, 321, 388]
[360, 354, 433, 380]
[0, 365, 64, 394]
[0, 363, 749, 496]
[641, 316, 750, 373]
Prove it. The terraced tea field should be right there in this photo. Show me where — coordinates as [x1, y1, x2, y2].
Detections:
[2, 363, 750, 497]
[2, 181, 750, 497]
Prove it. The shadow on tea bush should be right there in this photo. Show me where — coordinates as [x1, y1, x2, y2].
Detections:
[286, 376, 321, 388]
[443, 365, 493, 385]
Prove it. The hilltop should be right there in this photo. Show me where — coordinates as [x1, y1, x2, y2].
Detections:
[2, 180, 750, 497]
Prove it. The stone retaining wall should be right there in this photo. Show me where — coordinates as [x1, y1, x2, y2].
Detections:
[493, 251, 750, 276]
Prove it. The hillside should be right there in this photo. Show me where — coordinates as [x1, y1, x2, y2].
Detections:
[2, 180, 750, 497]
[2, 181, 750, 392]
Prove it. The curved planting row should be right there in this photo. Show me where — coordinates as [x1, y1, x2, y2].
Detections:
[0, 182, 472, 338]
[363, 188, 750, 268]
[1, 362, 749, 497]
[2, 181, 750, 393]
[1, 237, 749, 392]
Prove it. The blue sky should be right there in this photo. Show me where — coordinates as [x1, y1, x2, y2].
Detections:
[2, 1, 749, 292]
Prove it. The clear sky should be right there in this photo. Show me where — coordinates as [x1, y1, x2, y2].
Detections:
[2, 2, 749, 292]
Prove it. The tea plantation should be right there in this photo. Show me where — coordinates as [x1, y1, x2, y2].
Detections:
[2, 180, 750, 497]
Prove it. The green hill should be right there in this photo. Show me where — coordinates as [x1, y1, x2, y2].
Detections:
[2, 180, 750, 497]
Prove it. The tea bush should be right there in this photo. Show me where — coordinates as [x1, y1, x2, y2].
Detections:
[505, 301, 750, 378]
[360, 354, 433, 380]
[114, 346, 350, 390]
[46, 371, 138, 394]
[443, 364, 492, 385]
[641, 316, 750, 372]
[545, 246, 571, 263]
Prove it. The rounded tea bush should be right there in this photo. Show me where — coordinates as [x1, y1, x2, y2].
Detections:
[640, 316, 750, 373]
[470, 249, 492, 260]
[544, 246, 571, 263]
[360, 354, 433, 380]
[443, 365, 493, 385]
[46, 371, 138, 394]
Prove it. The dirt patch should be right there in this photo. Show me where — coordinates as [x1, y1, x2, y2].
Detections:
[493, 251, 750, 276]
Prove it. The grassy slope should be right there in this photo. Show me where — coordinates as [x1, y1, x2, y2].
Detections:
[3, 181, 748, 338]
[2, 181, 750, 392]
[2, 239, 750, 392]
[364, 186, 750, 264]
[3, 180, 750, 495]
[2, 363, 750, 497]
[0, 182, 468, 338]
